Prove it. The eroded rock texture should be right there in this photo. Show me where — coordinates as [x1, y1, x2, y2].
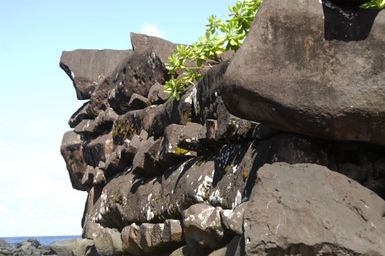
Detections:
[60, 2, 385, 254]
[223, 0, 385, 146]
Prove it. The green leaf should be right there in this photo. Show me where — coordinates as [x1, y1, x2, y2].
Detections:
[164, 0, 262, 101]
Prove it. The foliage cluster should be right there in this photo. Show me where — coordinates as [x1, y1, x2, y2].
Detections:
[360, 0, 385, 9]
[164, 0, 262, 100]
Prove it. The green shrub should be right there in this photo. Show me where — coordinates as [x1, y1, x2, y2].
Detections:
[360, 0, 385, 9]
[164, 0, 263, 100]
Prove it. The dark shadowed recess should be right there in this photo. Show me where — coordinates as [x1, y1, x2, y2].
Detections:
[323, 0, 380, 41]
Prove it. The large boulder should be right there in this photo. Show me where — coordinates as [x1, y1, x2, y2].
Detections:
[182, 203, 225, 250]
[60, 49, 130, 100]
[244, 162, 385, 255]
[60, 131, 88, 191]
[121, 220, 183, 255]
[223, 0, 385, 145]
[130, 33, 177, 65]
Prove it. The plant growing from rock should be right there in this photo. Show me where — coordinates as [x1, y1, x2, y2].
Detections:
[164, 0, 262, 100]
[360, 0, 385, 9]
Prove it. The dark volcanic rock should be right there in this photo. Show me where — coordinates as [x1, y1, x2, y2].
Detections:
[60, 49, 130, 100]
[127, 93, 150, 110]
[220, 203, 246, 235]
[93, 227, 123, 256]
[122, 220, 183, 255]
[130, 33, 177, 65]
[147, 82, 169, 105]
[197, 60, 255, 142]
[61, 131, 88, 191]
[1, 239, 58, 256]
[74, 108, 118, 136]
[60, 12, 385, 256]
[223, 0, 385, 145]
[108, 50, 168, 114]
[160, 123, 203, 165]
[132, 137, 163, 177]
[182, 203, 225, 250]
[72, 239, 97, 256]
[244, 163, 385, 255]
[69, 101, 94, 128]
[50, 239, 77, 256]
[83, 133, 114, 167]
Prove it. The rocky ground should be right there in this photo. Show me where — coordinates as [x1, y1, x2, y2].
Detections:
[59, 0, 385, 255]
[0, 239, 77, 256]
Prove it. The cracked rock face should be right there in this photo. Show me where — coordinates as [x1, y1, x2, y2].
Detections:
[60, 49, 130, 100]
[244, 163, 385, 255]
[223, 0, 385, 145]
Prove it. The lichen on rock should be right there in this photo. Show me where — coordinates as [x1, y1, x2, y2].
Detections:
[60, 1, 385, 254]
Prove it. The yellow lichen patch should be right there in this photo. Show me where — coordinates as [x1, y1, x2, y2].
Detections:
[112, 120, 137, 144]
[242, 168, 250, 181]
[174, 147, 194, 156]
[224, 165, 233, 173]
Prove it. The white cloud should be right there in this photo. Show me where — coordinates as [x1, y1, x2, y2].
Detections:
[140, 23, 166, 38]
[0, 137, 86, 237]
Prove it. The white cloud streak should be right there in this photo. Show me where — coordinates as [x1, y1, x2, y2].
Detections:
[140, 23, 166, 38]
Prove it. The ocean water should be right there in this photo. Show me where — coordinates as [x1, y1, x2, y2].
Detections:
[1, 235, 81, 246]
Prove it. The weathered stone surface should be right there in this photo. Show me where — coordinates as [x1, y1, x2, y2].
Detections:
[163, 219, 183, 243]
[69, 101, 94, 128]
[196, 61, 230, 123]
[104, 139, 138, 179]
[60, 19, 385, 256]
[130, 32, 177, 65]
[132, 137, 163, 177]
[81, 165, 96, 188]
[209, 143, 254, 209]
[86, 158, 214, 227]
[177, 85, 198, 125]
[138, 222, 182, 254]
[74, 107, 118, 136]
[160, 123, 203, 164]
[208, 236, 242, 256]
[221, 203, 246, 235]
[72, 239, 98, 256]
[127, 93, 150, 110]
[121, 223, 142, 256]
[147, 82, 169, 105]
[196, 60, 255, 142]
[60, 49, 130, 100]
[87, 77, 114, 119]
[251, 123, 279, 140]
[244, 163, 385, 255]
[93, 227, 123, 256]
[108, 50, 168, 114]
[182, 203, 225, 250]
[1, 239, 57, 256]
[223, 0, 385, 145]
[50, 239, 77, 256]
[86, 141, 262, 229]
[83, 133, 114, 167]
[60, 131, 88, 191]
[112, 99, 189, 144]
[82, 188, 104, 235]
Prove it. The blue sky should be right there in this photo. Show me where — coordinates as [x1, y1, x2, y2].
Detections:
[0, 0, 236, 236]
